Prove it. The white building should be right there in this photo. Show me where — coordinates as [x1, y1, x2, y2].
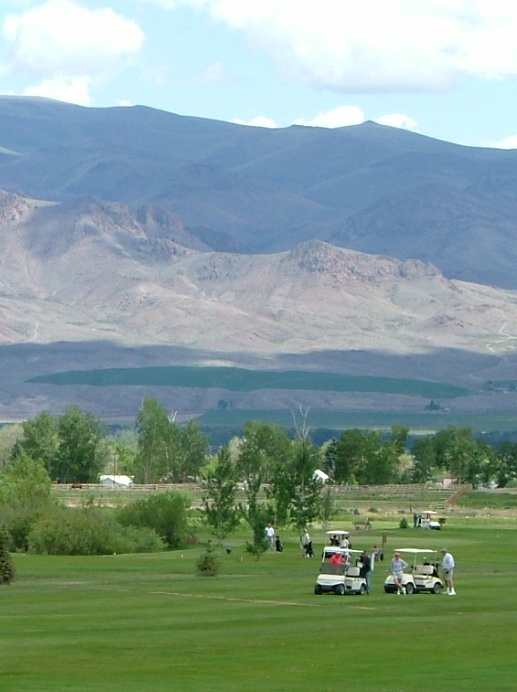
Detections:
[99, 474, 133, 488]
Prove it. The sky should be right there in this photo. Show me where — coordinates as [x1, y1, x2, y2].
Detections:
[1, 0, 517, 148]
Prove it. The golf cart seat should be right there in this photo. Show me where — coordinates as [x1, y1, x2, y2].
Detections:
[413, 565, 435, 576]
[322, 563, 346, 575]
[346, 566, 360, 577]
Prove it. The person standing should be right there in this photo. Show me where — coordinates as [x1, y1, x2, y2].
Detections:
[441, 548, 456, 595]
[301, 530, 313, 557]
[390, 551, 409, 595]
[358, 550, 372, 594]
[266, 523, 275, 550]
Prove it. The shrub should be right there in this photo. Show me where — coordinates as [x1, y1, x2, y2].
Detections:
[399, 517, 409, 529]
[6, 513, 42, 552]
[28, 507, 164, 555]
[116, 490, 192, 549]
[0, 525, 16, 584]
[196, 541, 221, 577]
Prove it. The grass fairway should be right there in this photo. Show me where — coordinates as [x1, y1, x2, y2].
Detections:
[2, 519, 517, 692]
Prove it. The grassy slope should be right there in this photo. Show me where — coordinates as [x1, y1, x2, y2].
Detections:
[2, 514, 516, 691]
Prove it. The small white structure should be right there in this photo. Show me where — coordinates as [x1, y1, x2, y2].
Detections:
[314, 469, 329, 483]
[99, 474, 133, 488]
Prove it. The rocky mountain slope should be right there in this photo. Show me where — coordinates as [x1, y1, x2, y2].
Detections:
[1, 190, 516, 360]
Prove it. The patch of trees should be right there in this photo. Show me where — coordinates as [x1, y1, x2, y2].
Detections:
[2, 398, 517, 558]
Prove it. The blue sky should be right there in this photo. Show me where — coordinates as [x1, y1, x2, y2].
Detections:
[1, 0, 517, 148]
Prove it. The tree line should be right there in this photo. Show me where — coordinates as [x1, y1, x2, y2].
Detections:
[1, 398, 517, 559]
[1, 399, 517, 488]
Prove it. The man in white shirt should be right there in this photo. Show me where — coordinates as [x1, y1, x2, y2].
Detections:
[266, 523, 275, 550]
[441, 548, 456, 595]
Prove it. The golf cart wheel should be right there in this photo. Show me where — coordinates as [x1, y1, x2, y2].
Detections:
[405, 582, 415, 595]
[432, 582, 442, 594]
[314, 584, 322, 595]
[359, 584, 367, 595]
[335, 583, 345, 596]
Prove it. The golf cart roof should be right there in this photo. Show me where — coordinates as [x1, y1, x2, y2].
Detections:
[395, 548, 436, 554]
[326, 530, 350, 538]
[323, 547, 362, 557]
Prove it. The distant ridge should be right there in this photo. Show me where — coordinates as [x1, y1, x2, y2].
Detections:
[0, 97, 516, 286]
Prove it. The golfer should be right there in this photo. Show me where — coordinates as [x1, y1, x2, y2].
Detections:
[391, 551, 409, 595]
[441, 548, 456, 595]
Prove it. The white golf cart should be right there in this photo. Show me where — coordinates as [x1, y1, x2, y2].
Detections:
[419, 511, 442, 530]
[325, 529, 351, 548]
[384, 548, 443, 595]
[314, 547, 368, 596]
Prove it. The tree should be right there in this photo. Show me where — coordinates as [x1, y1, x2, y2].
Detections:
[0, 525, 15, 584]
[0, 452, 53, 552]
[99, 429, 139, 477]
[0, 424, 24, 470]
[0, 451, 52, 510]
[495, 441, 517, 487]
[56, 406, 104, 483]
[134, 398, 178, 483]
[116, 490, 191, 549]
[237, 421, 291, 485]
[331, 429, 382, 484]
[202, 445, 240, 547]
[410, 436, 437, 482]
[240, 482, 271, 561]
[177, 420, 210, 482]
[286, 438, 323, 530]
[17, 412, 59, 478]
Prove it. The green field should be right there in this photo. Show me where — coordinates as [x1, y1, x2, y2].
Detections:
[28, 365, 469, 398]
[2, 513, 517, 691]
[198, 408, 517, 434]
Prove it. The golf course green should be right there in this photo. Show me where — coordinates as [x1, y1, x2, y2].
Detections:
[2, 514, 516, 691]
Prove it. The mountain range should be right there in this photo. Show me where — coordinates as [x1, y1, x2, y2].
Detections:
[0, 96, 517, 422]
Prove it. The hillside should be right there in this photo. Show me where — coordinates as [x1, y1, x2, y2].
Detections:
[0, 188, 516, 358]
[1, 97, 517, 423]
[1, 97, 517, 287]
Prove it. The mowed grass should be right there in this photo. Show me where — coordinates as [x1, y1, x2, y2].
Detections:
[2, 519, 517, 692]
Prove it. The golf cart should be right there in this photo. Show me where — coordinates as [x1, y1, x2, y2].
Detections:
[314, 547, 368, 596]
[418, 511, 442, 530]
[325, 529, 350, 548]
[384, 548, 443, 595]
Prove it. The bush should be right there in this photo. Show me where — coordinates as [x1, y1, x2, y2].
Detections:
[28, 507, 165, 555]
[116, 490, 192, 549]
[6, 513, 42, 552]
[196, 541, 221, 577]
[0, 525, 16, 584]
[399, 517, 409, 529]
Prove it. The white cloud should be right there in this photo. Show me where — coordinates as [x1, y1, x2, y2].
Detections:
[147, 1, 517, 92]
[198, 62, 224, 84]
[2, 0, 144, 102]
[232, 106, 418, 133]
[23, 75, 92, 106]
[232, 115, 277, 128]
[293, 106, 365, 128]
[376, 113, 419, 132]
[489, 135, 517, 150]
